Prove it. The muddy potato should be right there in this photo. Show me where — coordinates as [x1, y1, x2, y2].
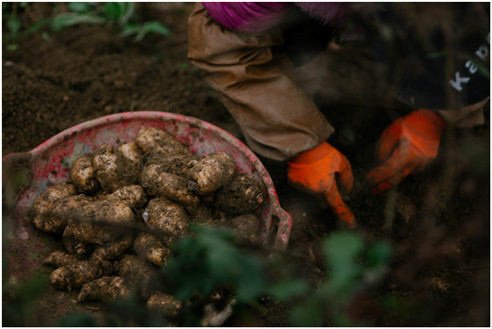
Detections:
[70, 154, 100, 195]
[50, 260, 113, 291]
[215, 173, 265, 215]
[139, 164, 162, 197]
[78, 276, 131, 302]
[29, 181, 77, 232]
[106, 184, 147, 209]
[134, 232, 170, 267]
[92, 144, 138, 192]
[43, 251, 79, 268]
[187, 152, 237, 195]
[118, 254, 159, 299]
[63, 200, 135, 245]
[144, 197, 189, 244]
[91, 234, 134, 262]
[140, 164, 199, 209]
[135, 127, 190, 156]
[147, 292, 182, 318]
[189, 203, 218, 226]
[227, 214, 261, 244]
[118, 141, 143, 164]
[143, 152, 200, 177]
[37, 194, 92, 234]
[63, 237, 92, 258]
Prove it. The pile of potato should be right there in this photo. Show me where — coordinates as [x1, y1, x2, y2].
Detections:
[29, 126, 265, 320]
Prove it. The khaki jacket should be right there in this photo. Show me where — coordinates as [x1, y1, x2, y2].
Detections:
[188, 3, 487, 161]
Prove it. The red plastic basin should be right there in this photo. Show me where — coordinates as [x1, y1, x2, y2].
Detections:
[3, 111, 293, 280]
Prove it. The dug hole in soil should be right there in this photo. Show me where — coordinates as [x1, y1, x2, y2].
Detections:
[3, 3, 490, 327]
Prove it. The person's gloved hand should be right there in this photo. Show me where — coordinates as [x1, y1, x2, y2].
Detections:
[287, 142, 356, 228]
[366, 109, 446, 194]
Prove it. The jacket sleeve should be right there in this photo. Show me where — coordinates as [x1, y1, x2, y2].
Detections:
[437, 97, 489, 128]
[188, 3, 334, 161]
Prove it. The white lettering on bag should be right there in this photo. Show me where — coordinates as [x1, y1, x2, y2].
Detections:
[449, 33, 490, 92]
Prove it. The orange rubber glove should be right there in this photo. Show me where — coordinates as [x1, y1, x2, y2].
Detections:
[366, 109, 446, 194]
[287, 142, 356, 228]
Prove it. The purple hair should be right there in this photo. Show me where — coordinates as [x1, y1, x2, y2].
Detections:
[202, 2, 350, 33]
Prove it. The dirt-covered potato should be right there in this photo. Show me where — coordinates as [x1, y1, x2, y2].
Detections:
[215, 173, 265, 215]
[43, 251, 79, 268]
[63, 200, 135, 245]
[135, 127, 190, 156]
[118, 254, 159, 299]
[50, 260, 113, 291]
[29, 181, 77, 232]
[106, 184, 147, 209]
[189, 203, 218, 225]
[140, 164, 199, 209]
[143, 152, 200, 177]
[134, 232, 170, 267]
[144, 197, 189, 244]
[37, 194, 92, 234]
[91, 234, 134, 262]
[92, 144, 138, 192]
[147, 292, 182, 318]
[118, 141, 143, 164]
[78, 276, 130, 302]
[187, 152, 237, 195]
[62, 234, 93, 258]
[226, 214, 261, 244]
[70, 154, 100, 195]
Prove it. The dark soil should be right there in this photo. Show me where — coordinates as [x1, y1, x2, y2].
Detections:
[3, 3, 490, 327]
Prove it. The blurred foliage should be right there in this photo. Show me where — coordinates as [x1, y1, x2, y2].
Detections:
[162, 224, 268, 326]
[2, 271, 50, 326]
[2, 222, 393, 326]
[56, 312, 98, 327]
[161, 225, 393, 326]
[279, 232, 393, 326]
[2, 2, 171, 51]
[50, 2, 171, 40]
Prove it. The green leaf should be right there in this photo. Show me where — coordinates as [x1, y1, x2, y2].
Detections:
[178, 62, 189, 70]
[56, 312, 97, 327]
[234, 255, 266, 302]
[322, 232, 364, 270]
[120, 23, 141, 37]
[50, 13, 105, 32]
[104, 2, 124, 23]
[6, 15, 22, 37]
[119, 2, 135, 26]
[6, 44, 18, 51]
[23, 19, 49, 35]
[41, 32, 51, 41]
[68, 2, 92, 14]
[426, 50, 448, 59]
[10, 272, 49, 305]
[366, 240, 393, 268]
[290, 298, 325, 327]
[134, 21, 171, 41]
[268, 279, 310, 302]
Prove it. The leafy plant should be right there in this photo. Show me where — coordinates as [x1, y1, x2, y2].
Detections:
[2, 271, 50, 326]
[162, 224, 267, 325]
[2, 3, 49, 51]
[267, 231, 393, 326]
[50, 2, 171, 41]
[161, 225, 393, 327]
